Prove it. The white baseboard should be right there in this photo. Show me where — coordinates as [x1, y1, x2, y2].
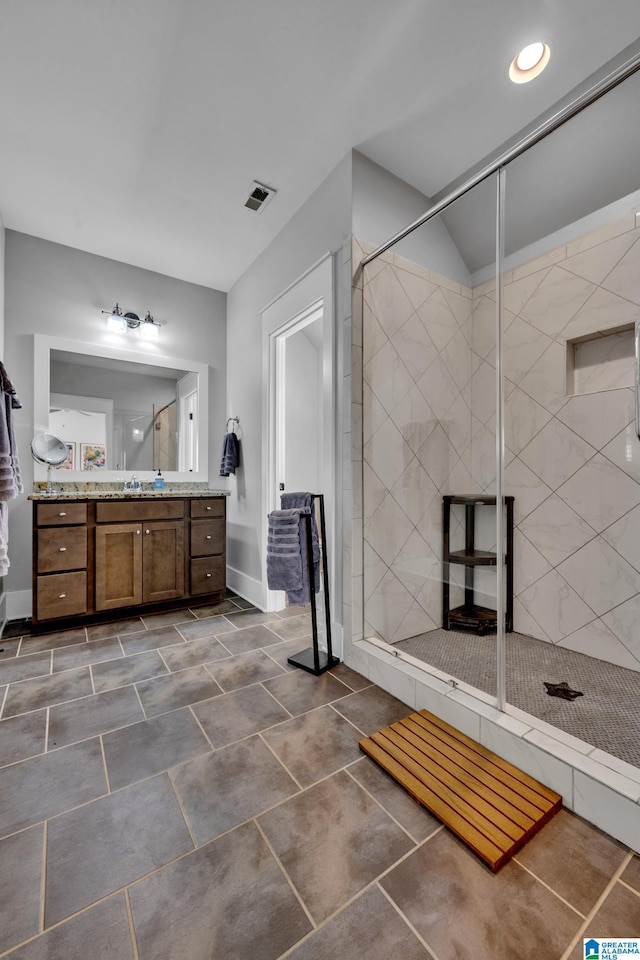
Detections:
[226, 566, 265, 611]
[7, 590, 32, 621]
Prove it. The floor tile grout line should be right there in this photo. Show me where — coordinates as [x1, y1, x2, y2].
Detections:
[99, 735, 112, 793]
[131, 682, 148, 720]
[0, 683, 7, 719]
[44, 706, 51, 753]
[166, 768, 198, 849]
[124, 889, 141, 960]
[343, 764, 441, 846]
[326, 701, 368, 737]
[258, 680, 296, 719]
[618, 877, 640, 899]
[187, 704, 216, 751]
[376, 881, 442, 960]
[48, 649, 53, 676]
[39, 820, 47, 934]
[257, 731, 305, 793]
[558, 851, 635, 960]
[510, 857, 586, 919]
[0, 884, 148, 959]
[253, 819, 318, 931]
[89, 663, 96, 696]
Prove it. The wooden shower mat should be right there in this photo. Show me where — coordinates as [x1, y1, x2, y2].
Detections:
[359, 709, 562, 872]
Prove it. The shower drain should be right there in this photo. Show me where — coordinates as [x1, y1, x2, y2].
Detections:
[544, 681, 583, 700]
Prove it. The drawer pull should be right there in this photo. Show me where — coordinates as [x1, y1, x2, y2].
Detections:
[206, 506, 212, 511]
[206, 572, 212, 578]
[59, 547, 67, 552]
[58, 511, 67, 517]
[205, 535, 212, 540]
[59, 593, 66, 599]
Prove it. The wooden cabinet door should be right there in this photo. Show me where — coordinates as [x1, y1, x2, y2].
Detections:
[95, 523, 143, 611]
[142, 521, 185, 603]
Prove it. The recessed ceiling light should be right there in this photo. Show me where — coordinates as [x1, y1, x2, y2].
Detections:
[509, 42, 550, 84]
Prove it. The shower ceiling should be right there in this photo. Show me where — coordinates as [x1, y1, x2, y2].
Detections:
[0, 1, 639, 291]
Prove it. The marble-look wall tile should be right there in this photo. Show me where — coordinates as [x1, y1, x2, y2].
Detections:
[518, 494, 595, 567]
[557, 620, 640, 671]
[519, 419, 596, 491]
[557, 537, 640, 616]
[601, 502, 640, 573]
[562, 230, 637, 286]
[519, 569, 594, 643]
[556, 453, 640, 532]
[601, 235, 640, 304]
[519, 265, 596, 339]
[556, 388, 634, 450]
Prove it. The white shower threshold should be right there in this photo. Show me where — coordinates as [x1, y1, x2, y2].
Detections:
[347, 636, 640, 851]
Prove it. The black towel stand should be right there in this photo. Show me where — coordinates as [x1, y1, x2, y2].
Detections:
[286, 493, 339, 676]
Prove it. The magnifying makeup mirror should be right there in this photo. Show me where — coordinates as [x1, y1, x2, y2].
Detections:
[31, 432, 68, 495]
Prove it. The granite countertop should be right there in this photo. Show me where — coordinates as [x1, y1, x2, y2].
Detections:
[29, 489, 230, 501]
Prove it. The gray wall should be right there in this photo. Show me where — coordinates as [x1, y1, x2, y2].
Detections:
[225, 153, 351, 603]
[4, 231, 227, 605]
[352, 151, 471, 286]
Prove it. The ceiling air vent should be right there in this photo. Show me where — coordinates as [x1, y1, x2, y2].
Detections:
[244, 180, 276, 213]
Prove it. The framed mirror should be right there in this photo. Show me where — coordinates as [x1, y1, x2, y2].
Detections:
[34, 335, 209, 483]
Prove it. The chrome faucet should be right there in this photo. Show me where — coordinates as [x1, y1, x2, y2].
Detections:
[123, 475, 143, 493]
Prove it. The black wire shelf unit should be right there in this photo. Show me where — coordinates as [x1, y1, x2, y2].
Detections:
[442, 495, 514, 636]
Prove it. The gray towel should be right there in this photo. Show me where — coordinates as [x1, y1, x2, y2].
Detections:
[267, 509, 304, 594]
[281, 492, 320, 602]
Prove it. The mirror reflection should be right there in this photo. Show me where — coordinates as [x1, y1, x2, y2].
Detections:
[49, 350, 198, 472]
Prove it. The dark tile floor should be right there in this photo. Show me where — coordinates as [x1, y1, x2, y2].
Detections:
[0, 594, 639, 960]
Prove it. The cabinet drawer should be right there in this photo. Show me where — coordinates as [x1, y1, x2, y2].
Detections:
[191, 498, 225, 519]
[36, 572, 87, 620]
[37, 527, 87, 573]
[96, 499, 185, 523]
[190, 556, 225, 595]
[190, 518, 225, 557]
[36, 502, 87, 527]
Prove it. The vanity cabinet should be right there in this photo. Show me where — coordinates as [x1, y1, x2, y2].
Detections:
[32, 494, 226, 629]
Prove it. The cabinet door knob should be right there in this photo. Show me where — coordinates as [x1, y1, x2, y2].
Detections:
[206, 572, 212, 578]
[136, 529, 141, 535]
[206, 506, 212, 511]
[205, 535, 212, 540]
[59, 593, 66, 599]
[145, 529, 150, 535]
[58, 511, 66, 517]
[59, 547, 67, 552]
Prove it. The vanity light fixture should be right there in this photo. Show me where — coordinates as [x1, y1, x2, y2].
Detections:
[102, 303, 161, 338]
[509, 41, 550, 83]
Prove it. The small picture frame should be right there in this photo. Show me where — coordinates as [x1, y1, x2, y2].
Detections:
[81, 443, 106, 471]
[56, 441, 76, 470]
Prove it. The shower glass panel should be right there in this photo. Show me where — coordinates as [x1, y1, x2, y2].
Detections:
[501, 68, 640, 769]
[361, 173, 501, 703]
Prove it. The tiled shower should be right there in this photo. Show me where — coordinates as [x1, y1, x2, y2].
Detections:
[357, 65, 640, 771]
[362, 213, 640, 673]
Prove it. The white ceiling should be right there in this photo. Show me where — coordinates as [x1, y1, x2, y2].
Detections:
[1, 1, 639, 292]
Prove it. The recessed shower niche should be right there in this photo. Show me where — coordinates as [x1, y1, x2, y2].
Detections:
[566, 323, 635, 396]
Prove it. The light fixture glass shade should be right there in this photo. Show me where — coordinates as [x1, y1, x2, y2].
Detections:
[140, 319, 160, 339]
[106, 312, 125, 333]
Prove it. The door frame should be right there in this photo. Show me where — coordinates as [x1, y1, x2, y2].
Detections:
[261, 252, 336, 622]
